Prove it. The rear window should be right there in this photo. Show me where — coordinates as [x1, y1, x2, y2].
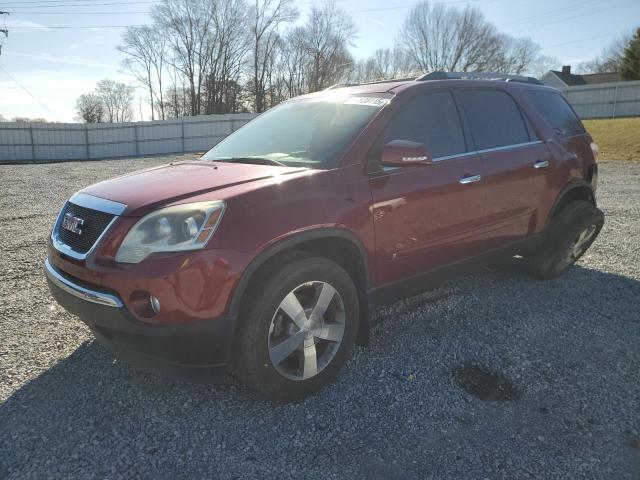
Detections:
[457, 90, 530, 150]
[525, 90, 585, 137]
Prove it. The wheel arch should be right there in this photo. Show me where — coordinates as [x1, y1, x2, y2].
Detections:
[545, 180, 596, 230]
[227, 228, 373, 346]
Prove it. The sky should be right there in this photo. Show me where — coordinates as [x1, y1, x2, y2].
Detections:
[0, 0, 638, 122]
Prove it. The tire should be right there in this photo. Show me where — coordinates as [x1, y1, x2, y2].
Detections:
[526, 200, 604, 280]
[233, 253, 359, 401]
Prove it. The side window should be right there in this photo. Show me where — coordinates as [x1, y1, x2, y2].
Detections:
[524, 90, 585, 137]
[523, 113, 540, 141]
[383, 91, 466, 158]
[458, 90, 530, 150]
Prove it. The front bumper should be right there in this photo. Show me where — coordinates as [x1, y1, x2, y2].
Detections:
[45, 259, 236, 370]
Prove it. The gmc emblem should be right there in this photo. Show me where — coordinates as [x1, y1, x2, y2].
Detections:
[62, 212, 85, 235]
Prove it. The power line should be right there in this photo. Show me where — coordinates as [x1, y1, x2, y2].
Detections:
[8, 11, 150, 14]
[541, 31, 626, 49]
[509, 0, 632, 35]
[0, 65, 60, 120]
[503, 0, 601, 28]
[1, 1, 157, 8]
[12, 0, 478, 15]
[1, 0, 153, 3]
[7, 0, 480, 22]
[9, 24, 145, 29]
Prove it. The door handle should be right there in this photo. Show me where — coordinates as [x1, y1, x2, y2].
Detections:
[459, 174, 481, 184]
[534, 159, 550, 169]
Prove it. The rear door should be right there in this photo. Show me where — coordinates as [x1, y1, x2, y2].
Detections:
[523, 89, 590, 160]
[369, 90, 487, 286]
[523, 89, 595, 216]
[455, 89, 550, 249]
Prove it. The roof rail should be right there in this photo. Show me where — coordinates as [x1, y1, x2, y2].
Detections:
[324, 77, 418, 90]
[416, 71, 542, 85]
[324, 83, 354, 90]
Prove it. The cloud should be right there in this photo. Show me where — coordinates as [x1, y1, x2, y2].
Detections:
[5, 20, 50, 31]
[68, 44, 81, 50]
[5, 51, 119, 70]
[370, 18, 387, 29]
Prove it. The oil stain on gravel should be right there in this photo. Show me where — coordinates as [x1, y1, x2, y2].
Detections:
[452, 363, 521, 401]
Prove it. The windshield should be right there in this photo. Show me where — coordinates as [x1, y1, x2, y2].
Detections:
[202, 94, 390, 169]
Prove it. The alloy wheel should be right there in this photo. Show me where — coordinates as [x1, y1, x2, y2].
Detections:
[564, 223, 597, 265]
[268, 281, 346, 381]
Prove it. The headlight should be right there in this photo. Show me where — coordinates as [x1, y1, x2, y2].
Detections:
[115, 201, 225, 264]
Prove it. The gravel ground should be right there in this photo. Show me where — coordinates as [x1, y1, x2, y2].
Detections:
[0, 156, 639, 479]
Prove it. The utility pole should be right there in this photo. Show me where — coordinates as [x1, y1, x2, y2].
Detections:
[0, 11, 8, 56]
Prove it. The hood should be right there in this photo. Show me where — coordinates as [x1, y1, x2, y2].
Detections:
[81, 161, 307, 215]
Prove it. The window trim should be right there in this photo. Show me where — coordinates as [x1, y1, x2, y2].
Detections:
[433, 140, 543, 163]
[452, 88, 534, 151]
[377, 140, 544, 174]
[523, 89, 586, 138]
[370, 89, 470, 161]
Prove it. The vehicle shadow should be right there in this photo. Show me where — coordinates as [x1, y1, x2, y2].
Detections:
[1, 263, 639, 478]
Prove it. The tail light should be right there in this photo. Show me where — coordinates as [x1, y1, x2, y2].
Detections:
[590, 142, 599, 162]
[590, 142, 599, 192]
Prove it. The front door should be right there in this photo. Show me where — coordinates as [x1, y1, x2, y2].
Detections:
[369, 90, 487, 287]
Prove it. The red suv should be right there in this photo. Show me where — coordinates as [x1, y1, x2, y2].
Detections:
[45, 72, 604, 400]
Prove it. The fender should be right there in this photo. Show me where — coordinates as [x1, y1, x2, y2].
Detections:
[544, 179, 595, 230]
[227, 227, 372, 321]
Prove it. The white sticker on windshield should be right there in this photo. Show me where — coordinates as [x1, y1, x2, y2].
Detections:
[344, 96, 390, 107]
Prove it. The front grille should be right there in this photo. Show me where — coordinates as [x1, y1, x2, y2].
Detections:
[55, 202, 114, 254]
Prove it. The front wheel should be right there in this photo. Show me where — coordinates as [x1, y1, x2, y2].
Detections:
[526, 200, 604, 280]
[234, 254, 359, 401]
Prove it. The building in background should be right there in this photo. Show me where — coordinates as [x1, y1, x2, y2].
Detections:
[541, 65, 621, 89]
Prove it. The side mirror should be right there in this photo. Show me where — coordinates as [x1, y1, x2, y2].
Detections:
[380, 140, 432, 167]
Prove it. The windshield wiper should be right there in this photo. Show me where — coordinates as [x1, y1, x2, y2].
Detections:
[213, 156, 288, 167]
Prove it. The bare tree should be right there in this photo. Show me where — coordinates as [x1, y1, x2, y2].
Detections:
[303, 2, 357, 91]
[202, 0, 250, 114]
[277, 26, 309, 97]
[95, 79, 134, 123]
[351, 46, 416, 83]
[493, 36, 541, 74]
[399, 1, 540, 75]
[11, 117, 48, 123]
[75, 93, 105, 123]
[119, 26, 167, 120]
[153, 0, 216, 116]
[249, 0, 297, 112]
[528, 54, 561, 79]
[578, 32, 632, 73]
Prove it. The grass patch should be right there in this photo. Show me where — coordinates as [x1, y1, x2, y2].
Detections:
[583, 117, 640, 162]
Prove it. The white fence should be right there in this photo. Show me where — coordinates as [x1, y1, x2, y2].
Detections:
[0, 113, 258, 164]
[2, 81, 640, 164]
[561, 80, 640, 119]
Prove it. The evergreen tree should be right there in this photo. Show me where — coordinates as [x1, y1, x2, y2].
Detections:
[620, 27, 640, 80]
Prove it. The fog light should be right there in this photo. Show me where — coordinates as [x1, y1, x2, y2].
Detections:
[150, 295, 161, 314]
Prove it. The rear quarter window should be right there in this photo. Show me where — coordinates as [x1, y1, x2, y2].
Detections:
[524, 90, 585, 137]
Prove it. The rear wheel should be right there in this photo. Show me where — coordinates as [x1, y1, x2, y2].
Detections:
[234, 254, 359, 401]
[526, 200, 604, 280]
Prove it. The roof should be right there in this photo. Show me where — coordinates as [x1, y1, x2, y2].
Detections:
[301, 72, 554, 100]
[580, 72, 622, 84]
[323, 80, 413, 94]
[545, 70, 621, 87]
